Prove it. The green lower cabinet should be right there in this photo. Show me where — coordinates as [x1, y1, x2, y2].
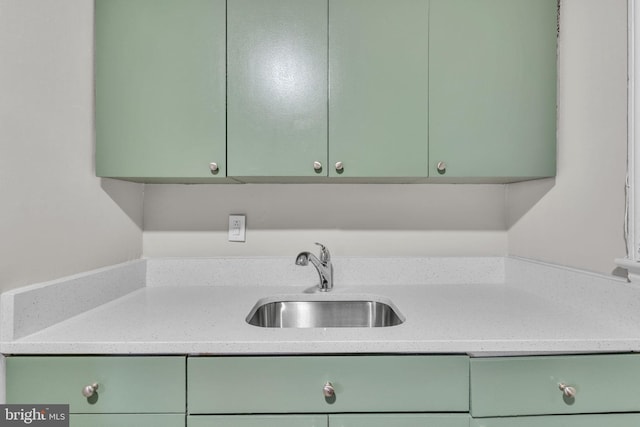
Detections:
[471, 414, 640, 427]
[188, 415, 469, 427]
[188, 415, 327, 427]
[6, 356, 185, 414]
[71, 414, 185, 427]
[330, 414, 470, 427]
[188, 356, 469, 414]
[470, 355, 640, 417]
[470, 355, 640, 427]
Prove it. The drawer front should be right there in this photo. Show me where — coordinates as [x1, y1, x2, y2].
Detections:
[189, 414, 470, 427]
[6, 356, 186, 414]
[188, 415, 327, 427]
[330, 414, 470, 427]
[471, 414, 640, 427]
[188, 355, 469, 414]
[470, 354, 640, 417]
[71, 414, 185, 427]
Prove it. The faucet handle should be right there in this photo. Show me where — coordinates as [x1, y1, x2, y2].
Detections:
[314, 242, 331, 263]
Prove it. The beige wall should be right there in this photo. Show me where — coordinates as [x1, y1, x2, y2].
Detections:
[0, 0, 143, 294]
[507, 0, 628, 275]
[143, 183, 508, 257]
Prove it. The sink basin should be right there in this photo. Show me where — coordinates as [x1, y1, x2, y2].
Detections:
[246, 298, 404, 328]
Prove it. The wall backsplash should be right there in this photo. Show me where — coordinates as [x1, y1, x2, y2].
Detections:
[142, 183, 508, 257]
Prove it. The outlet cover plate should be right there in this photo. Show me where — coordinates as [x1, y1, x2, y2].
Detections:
[228, 214, 246, 242]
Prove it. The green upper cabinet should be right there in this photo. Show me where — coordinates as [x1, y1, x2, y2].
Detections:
[95, 0, 226, 181]
[227, 0, 328, 178]
[95, 0, 557, 182]
[328, 0, 429, 178]
[429, 0, 557, 181]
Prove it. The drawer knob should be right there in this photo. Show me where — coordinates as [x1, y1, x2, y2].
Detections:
[436, 161, 447, 174]
[559, 383, 576, 398]
[209, 162, 219, 173]
[82, 383, 99, 398]
[323, 382, 335, 398]
[313, 161, 323, 171]
[335, 162, 344, 172]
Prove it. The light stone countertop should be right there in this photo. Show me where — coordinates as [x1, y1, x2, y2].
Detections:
[2, 257, 640, 356]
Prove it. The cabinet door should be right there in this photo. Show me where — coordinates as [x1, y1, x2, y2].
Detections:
[329, 0, 429, 178]
[188, 356, 468, 414]
[471, 414, 640, 427]
[470, 354, 640, 417]
[331, 414, 469, 427]
[188, 415, 327, 427]
[71, 414, 185, 427]
[429, 0, 557, 180]
[95, 0, 226, 180]
[6, 356, 185, 414]
[227, 0, 328, 178]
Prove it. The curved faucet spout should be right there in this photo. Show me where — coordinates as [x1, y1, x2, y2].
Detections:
[295, 244, 334, 291]
[295, 252, 311, 266]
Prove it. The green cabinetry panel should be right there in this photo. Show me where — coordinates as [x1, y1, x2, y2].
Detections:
[188, 355, 469, 414]
[330, 414, 470, 427]
[189, 414, 469, 427]
[71, 414, 185, 427]
[429, 0, 557, 180]
[227, 0, 328, 177]
[188, 415, 327, 427]
[95, 0, 226, 180]
[470, 354, 640, 417]
[329, 0, 429, 178]
[6, 356, 186, 414]
[95, 0, 557, 182]
[471, 414, 640, 427]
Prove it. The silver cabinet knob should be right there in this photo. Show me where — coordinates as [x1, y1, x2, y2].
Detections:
[209, 162, 219, 173]
[436, 161, 446, 174]
[559, 383, 576, 398]
[335, 162, 344, 172]
[82, 383, 99, 398]
[323, 382, 335, 398]
[313, 161, 323, 171]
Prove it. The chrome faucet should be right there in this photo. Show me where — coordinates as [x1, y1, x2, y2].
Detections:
[295, 242, 334, 292]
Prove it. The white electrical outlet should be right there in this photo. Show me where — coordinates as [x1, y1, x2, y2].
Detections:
[228, 214, 246, 242]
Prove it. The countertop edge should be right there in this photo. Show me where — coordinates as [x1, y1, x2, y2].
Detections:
[2, 256, 638, 357]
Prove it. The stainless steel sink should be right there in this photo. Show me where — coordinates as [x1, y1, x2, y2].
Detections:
[246, 298, 404, 328]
